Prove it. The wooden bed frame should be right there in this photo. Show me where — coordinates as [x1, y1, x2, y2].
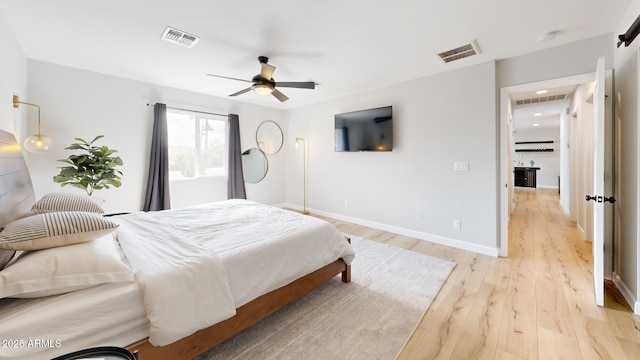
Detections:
[127, 257, 350, 359]
[0, 129, 351, 360]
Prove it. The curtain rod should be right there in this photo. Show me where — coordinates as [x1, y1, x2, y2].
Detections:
[146, 103, 227, 117]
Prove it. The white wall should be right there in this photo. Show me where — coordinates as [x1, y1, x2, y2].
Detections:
[26, 60, 287, 213]
[513, 126, 561, 188]
[613, 0, 640, 313]
[286, 61, 498, 255]
[0, 10, 27, 137]
[496, 34, 613, 88]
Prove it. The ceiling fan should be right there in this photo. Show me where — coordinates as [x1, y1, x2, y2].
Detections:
[207, 56, 315, 102]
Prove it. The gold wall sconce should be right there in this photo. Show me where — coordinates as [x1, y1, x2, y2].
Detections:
[13, 95, 53, 154]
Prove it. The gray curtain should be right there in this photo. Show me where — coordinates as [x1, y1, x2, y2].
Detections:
[143, 103, 171, 211]
[227, 114, 246, 199]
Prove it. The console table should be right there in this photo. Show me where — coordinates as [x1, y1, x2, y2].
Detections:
[514, 167, 540, 188]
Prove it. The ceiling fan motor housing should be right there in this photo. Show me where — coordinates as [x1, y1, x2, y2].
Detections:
[252, 74, 275, 89]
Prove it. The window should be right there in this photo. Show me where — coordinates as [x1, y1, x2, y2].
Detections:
[166, 110, 226, 180]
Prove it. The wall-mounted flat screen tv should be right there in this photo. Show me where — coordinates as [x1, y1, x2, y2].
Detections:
[334, 106, 393, 152]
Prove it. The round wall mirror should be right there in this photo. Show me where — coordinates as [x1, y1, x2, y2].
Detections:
[242, 148, 268, 183]
[256, 120, 283, 155]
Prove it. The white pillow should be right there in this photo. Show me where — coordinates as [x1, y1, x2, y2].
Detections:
[0, 233, 134, 298]
[0, 211, 118, 250]
[29, 192, 106, 214]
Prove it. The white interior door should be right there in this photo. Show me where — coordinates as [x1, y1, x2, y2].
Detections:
[589, 56, 613, 307]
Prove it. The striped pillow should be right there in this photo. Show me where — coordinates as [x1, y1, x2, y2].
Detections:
[0, 212, 118, 250]
[30, 192, 105, 214]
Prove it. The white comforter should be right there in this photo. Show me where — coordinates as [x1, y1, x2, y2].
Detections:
[113, 212, 236, 346]
[113, 199, 354, 346]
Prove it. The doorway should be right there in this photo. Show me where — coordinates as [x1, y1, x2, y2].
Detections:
[499, 70, 614, 285]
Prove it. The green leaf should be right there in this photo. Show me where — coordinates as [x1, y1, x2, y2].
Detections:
[90, 135, 105, 144]
[57, 159, 75, 165]
[66, 143, 87, 151]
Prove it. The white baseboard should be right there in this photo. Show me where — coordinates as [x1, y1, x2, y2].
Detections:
[577, 224, 586, 239]
[283, 203, 499, 257]
[612, 272, 640, 315]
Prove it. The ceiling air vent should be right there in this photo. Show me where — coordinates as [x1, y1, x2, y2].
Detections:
[161, 26, 200, 48]
[438, 40, 480, 63]
[515, 94, 567, 106]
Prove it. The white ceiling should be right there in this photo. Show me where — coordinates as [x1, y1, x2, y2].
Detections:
[511, 84, 580, 131]
[512, 99, 570, 131]
[0, 0, 632, 109]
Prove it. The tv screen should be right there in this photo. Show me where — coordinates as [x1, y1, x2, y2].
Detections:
[334, 106, 393, 152]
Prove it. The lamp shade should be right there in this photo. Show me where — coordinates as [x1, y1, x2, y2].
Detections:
[24, 134, 53, 154]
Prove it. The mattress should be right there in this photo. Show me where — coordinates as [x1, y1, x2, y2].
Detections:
[0, 282, 148, 360]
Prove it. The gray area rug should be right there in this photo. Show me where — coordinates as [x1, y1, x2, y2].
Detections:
[198, 236, 456, 360]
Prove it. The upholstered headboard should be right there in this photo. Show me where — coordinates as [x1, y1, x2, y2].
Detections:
[0, 130, 36, 268]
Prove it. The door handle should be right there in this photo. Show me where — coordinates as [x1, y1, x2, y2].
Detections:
[585, 195, 616, 203]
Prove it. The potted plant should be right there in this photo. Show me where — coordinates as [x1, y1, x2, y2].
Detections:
[53, 135, 123, 196]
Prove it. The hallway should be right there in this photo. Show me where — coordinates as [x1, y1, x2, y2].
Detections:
[506, 188, 638, 359]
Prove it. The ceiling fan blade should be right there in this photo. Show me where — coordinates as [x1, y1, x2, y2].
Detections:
[229, 87, 253, 97]
[271, 89, 289, 102]
[275, 81, 315, 89]
[207, 74, 252, 83]
[261, 63, 276, 80]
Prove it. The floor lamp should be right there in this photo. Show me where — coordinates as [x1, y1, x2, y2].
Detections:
[295, 137, 309, 215]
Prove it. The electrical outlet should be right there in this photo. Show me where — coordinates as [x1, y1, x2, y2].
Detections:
[344, 201, 349, 209]
[453, 219, 462, 230]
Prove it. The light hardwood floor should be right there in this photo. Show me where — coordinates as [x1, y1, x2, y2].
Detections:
[320, 188, 640, 359]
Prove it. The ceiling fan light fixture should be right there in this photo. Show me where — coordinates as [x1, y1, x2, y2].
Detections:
[253, 84, 274, 95]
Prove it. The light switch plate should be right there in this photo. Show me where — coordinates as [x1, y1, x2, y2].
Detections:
[454, 161, 469, 171]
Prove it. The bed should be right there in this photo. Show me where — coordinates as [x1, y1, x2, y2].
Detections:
[0, 130, 354, 359]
